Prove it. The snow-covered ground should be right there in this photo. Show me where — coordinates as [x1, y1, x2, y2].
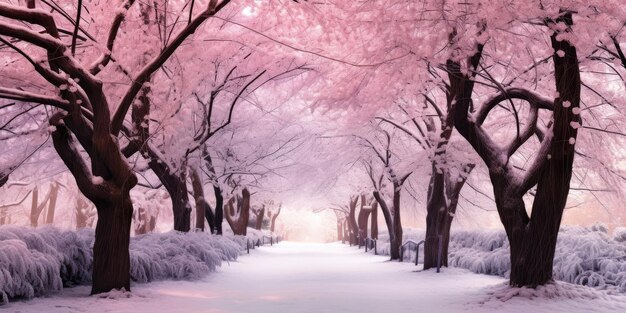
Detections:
[4, 242, 626, 313]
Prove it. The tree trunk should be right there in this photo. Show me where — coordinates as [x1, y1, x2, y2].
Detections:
[253, 205, 265, 230]
[269, 204, 281, 233]
[343, 219, 349, 243]
[91, 194, 133, 294]
[370, 200, 378, 239]
[336, 218, 343, 241]
[0, 208, 8, 225]
[347, 196, 359, 245]
[224, 188, 251, 235]
[508, 15, 580, 287]
[44, 182, 59, 224]
[373, 191, 398, 259]
[357, 195, 371, 244]
[238, 189, 250, 236]
[391, 183, 403, 260]
[424, 162, 448, 269]
[134, 206, 156, 235]
[30, 186, 50, 227]
[189, 167, 208, 232]
[224, 197, 238, 233]
[212, 185, 223, 235]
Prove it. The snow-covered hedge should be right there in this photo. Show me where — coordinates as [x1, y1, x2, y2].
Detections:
[369, 225, 626, 293]
[0, 225, 252, 304]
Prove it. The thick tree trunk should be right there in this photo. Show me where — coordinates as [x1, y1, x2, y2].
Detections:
[147, 153, 190, 232]
[91, 194, 133, 294]
[424, 162, 448, 269]
[508, 15, 580, 287]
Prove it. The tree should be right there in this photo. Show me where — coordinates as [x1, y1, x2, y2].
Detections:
[189, 166, 215, 232]
[224, 187, 251, 236]
[450, 12, 581, 287]
[358, 128, 413, 260]
[0, 0, 232, 294]
[250, 204, 265, 230]
[266, 202, 282, 233]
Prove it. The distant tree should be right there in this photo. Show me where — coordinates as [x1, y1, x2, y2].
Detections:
[266, 202, 282, 233]
[224, 187, 251, 236]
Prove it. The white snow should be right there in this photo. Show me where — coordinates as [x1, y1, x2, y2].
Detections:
[3, 242, 626, 313]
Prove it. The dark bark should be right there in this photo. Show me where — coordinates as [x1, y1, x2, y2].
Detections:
[373, 191, 399, 259]
[357, 195, 372, 244]
[424, 162, 473, 269]
[212, 185, 223, 235]
[91, 195, 133, 294]
[449, 14, 579, 287]
[370, 200, 378, 239]
[146, 150, 190, 232]
[224, 188, 251, 235]
[508, 14, 580, 287]
[391, 183, 403, 260]
[0, 171, 7, 188]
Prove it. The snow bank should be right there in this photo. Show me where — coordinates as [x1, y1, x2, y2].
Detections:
[0, 225, 257, 304]
[370, 225, 626, 293]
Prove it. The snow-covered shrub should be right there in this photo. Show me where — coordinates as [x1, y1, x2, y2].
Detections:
[129, 231, 241, 283]
[370, 226, 626, 292]
[0, 225, 261, 304]
[614, 227, 626, 243]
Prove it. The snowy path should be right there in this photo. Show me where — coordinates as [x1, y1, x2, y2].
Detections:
[5, 242, 626, 313]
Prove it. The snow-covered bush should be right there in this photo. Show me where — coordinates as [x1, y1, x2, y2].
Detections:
[129, 231, 241, 283]
[614, 227, 626, 243]
[369, 225, 626, 292]
[0, 225, 259, 304]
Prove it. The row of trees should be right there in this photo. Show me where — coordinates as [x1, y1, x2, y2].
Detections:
[303, 1, 624, 288]
[0, 0, 300, 294]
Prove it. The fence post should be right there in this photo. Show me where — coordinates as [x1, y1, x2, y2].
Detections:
[400, 245, 404, 262]
[436, 235, 442, 273]
[247, 239, 250, 254]
[365, 239, 369, 252]
[415, 244, 419, 266]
